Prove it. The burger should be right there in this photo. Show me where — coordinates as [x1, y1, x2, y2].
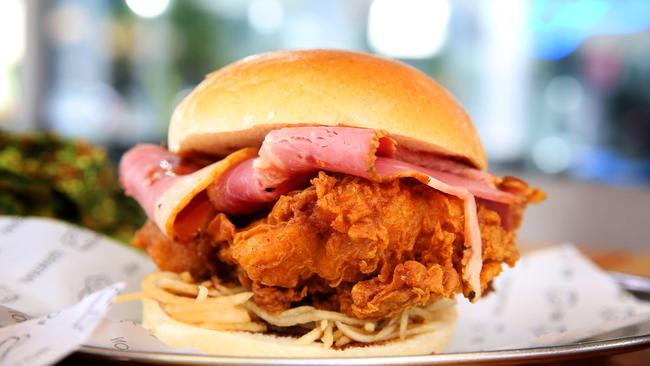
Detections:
[119, 49, 545, 357]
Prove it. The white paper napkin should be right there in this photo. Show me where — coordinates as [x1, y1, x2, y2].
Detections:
[448, 244, 650, 351]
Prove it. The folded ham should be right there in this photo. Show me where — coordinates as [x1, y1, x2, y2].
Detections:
[120, 126, 522, 300]
[254, 127, 396, 188]
[120, 145, 196, 220]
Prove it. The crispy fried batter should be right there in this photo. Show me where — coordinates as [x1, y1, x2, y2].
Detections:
[134, 220, 217, 279]
[252, 282, 309, 313]
[134, 213, 236, 280]
[231, 172, 525, 319]
[134, 172, 537, 320]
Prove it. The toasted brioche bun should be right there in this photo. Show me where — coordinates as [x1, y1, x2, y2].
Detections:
[169, 49, 487, 170]
[142, 299, 457, 357]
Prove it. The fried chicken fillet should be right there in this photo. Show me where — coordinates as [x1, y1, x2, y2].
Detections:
[134, 171, 543, 320]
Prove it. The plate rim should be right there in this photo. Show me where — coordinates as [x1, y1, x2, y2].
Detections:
[75, 333, 650, 365]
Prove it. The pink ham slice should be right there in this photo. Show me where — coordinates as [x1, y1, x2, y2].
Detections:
[253, 127, 515, 204]
[209, 127, 395, 214]
[208, 158, 309, 214]
[394, 148, 499, 185]
[119, 144, 199, 220]
[253, 127, 395, 187]
[121, 144, 258, 240]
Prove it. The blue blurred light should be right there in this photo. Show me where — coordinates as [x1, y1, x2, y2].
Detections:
[531, 0, 650, 60]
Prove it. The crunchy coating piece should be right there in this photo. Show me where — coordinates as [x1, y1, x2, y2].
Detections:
[134, 220, 217, 279]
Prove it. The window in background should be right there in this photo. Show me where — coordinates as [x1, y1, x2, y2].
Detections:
[528, 0, 650, 184]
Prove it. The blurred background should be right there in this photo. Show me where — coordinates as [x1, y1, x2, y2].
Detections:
[0, 0, 649, 248]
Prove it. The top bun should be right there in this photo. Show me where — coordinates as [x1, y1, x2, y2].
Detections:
[169, 49, 487, 170]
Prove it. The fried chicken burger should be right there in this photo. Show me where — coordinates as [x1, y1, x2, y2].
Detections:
[119, 50, 545, 357]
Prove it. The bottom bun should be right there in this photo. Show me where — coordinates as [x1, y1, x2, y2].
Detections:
[142, 299, 457, 357]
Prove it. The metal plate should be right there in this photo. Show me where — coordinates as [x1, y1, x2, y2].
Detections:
[73, 334, 650, 365]
[71, 272, 650, 365]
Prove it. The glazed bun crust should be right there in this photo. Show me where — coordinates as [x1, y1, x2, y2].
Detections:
[142, 299, 457, 357]
[169, 49, 487, 170]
